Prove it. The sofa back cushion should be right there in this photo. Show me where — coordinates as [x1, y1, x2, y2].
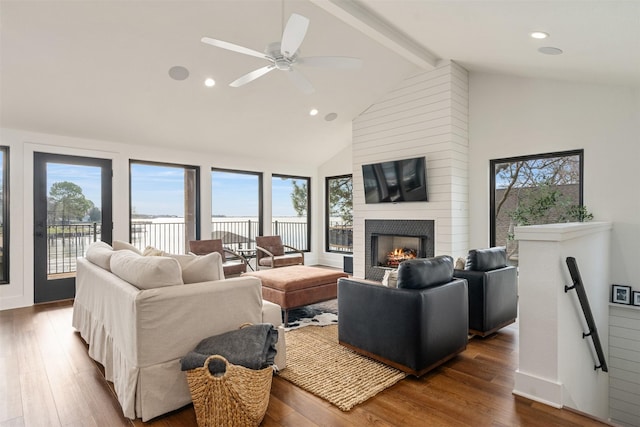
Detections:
[397, 255, 454, 289]
[85, 241, 114, 271]
[110, 250, 184, 289]
[112, 240, 142, 255]
[465, 247, 507, 271]
[168, 252, 225, 283]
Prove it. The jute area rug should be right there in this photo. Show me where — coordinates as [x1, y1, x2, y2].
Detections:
[278, 325, 406, 411]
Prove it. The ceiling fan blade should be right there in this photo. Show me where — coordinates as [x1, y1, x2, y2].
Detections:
[229, 65, 276, 87]
[297, 56, 363, 69]
[286, 68, 314, 94]
[201, 37, 269, 60]
[280, 13, 309, 58]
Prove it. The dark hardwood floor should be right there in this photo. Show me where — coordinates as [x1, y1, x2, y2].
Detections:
[1, 301, 610, 427]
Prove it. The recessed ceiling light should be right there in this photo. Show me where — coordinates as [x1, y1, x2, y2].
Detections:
[168, 65, 189, 81]
[204, 78, 216, 87]
[530, 31, 549, 39]
[538, 46, 563, 55]
[309, 108, 319, 116]
[324, 112, 338, 121]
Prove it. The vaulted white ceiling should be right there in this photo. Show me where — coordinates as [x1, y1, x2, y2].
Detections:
[2, 1, 638, 166]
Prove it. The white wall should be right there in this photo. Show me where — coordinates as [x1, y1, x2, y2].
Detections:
[350, 61, 469, 278]
[0, 128, 320, 310]
[469, 72, 640, 288]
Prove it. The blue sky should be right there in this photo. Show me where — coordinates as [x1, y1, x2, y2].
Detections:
[47, 163, 302, 217]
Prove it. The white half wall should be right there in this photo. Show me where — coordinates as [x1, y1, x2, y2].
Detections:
[514, 222, 611, 421]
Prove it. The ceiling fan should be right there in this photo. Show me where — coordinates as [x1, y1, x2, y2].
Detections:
[201, 13, 362, 94]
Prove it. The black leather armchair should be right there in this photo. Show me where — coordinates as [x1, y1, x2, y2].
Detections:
[338, 256, 468, 376]
[454, 247, 518, 337]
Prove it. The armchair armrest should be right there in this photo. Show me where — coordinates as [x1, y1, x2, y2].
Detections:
[454, 266, 518, 334]
[255, 245, 275, 265]
[223, 247, 248, 265]
[283, 244, 304, 263]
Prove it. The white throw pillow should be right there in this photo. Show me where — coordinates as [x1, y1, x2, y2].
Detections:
[112, 240, 142, 255]
[85, 241, 114, 271]
[168, 252, 225, 284]
[110, 250, 184, 290]
[143, 245, 166, 256]
[381, 269, 398, 288]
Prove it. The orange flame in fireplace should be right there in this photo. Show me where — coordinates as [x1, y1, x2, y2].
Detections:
[386, 247, 417, 267]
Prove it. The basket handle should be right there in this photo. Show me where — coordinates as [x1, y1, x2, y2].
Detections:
[239, 322, 253, 329]
[203, 354, 229, 380]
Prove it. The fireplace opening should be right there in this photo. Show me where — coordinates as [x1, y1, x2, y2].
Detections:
[371, 234, 428, 269]
[365, 219, 434, 281]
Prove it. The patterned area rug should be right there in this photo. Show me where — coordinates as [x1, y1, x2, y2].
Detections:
[285, 299, 338, 330]
[278, 324, 406, 411]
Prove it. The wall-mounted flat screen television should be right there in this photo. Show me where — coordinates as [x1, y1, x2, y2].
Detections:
[362, 156, 428, 203]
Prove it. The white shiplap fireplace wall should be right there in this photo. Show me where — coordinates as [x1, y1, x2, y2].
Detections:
[351, 61, 469, 279]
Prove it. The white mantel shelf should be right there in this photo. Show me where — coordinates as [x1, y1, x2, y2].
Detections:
[514, 221, 612, 242]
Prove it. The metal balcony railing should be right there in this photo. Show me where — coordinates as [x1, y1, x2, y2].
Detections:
[47, 223, 99, 276]
[46, 219, 318, 276]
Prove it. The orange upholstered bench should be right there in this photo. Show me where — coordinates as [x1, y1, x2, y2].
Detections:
[243, 265, 348, 325]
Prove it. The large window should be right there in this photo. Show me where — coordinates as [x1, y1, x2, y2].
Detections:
[271, 174, 310, 251]
[326, 174, 352, 253]
[0, 147, 8, 284]
[211, 168, 262, 250]
[490, 150, 584, 263]
[130, 161, 200, 254]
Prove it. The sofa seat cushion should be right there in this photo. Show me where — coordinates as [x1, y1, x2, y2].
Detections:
[465, 247, 507, 271]
[110, 250, 184, 289]
[397, 255, 454, 289]
[85, 241, 114, 271]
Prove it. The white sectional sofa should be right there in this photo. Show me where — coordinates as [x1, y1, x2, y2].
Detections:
[72, 241, 286, 421]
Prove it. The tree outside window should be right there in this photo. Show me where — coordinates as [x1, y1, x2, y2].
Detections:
[326, 175, 352, 253]
[491, 150, 588, 264]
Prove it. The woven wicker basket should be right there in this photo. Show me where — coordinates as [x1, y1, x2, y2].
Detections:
[186, 354, 273, 427]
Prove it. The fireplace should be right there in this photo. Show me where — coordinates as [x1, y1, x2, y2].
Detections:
[371, 234, 429, 268]
[365, 219, 435, 281]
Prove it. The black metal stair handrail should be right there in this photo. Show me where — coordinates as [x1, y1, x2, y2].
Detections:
[565, 257, 608, 372]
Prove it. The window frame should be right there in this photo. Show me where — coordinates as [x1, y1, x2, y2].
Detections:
[271, 173, 311, 252]
[128, 160, 201, 252]
[489, 149, 584, 247]
[325, 174, 353, 254]
[0, 146, 8, 284]
[211, 167, 264, 244]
